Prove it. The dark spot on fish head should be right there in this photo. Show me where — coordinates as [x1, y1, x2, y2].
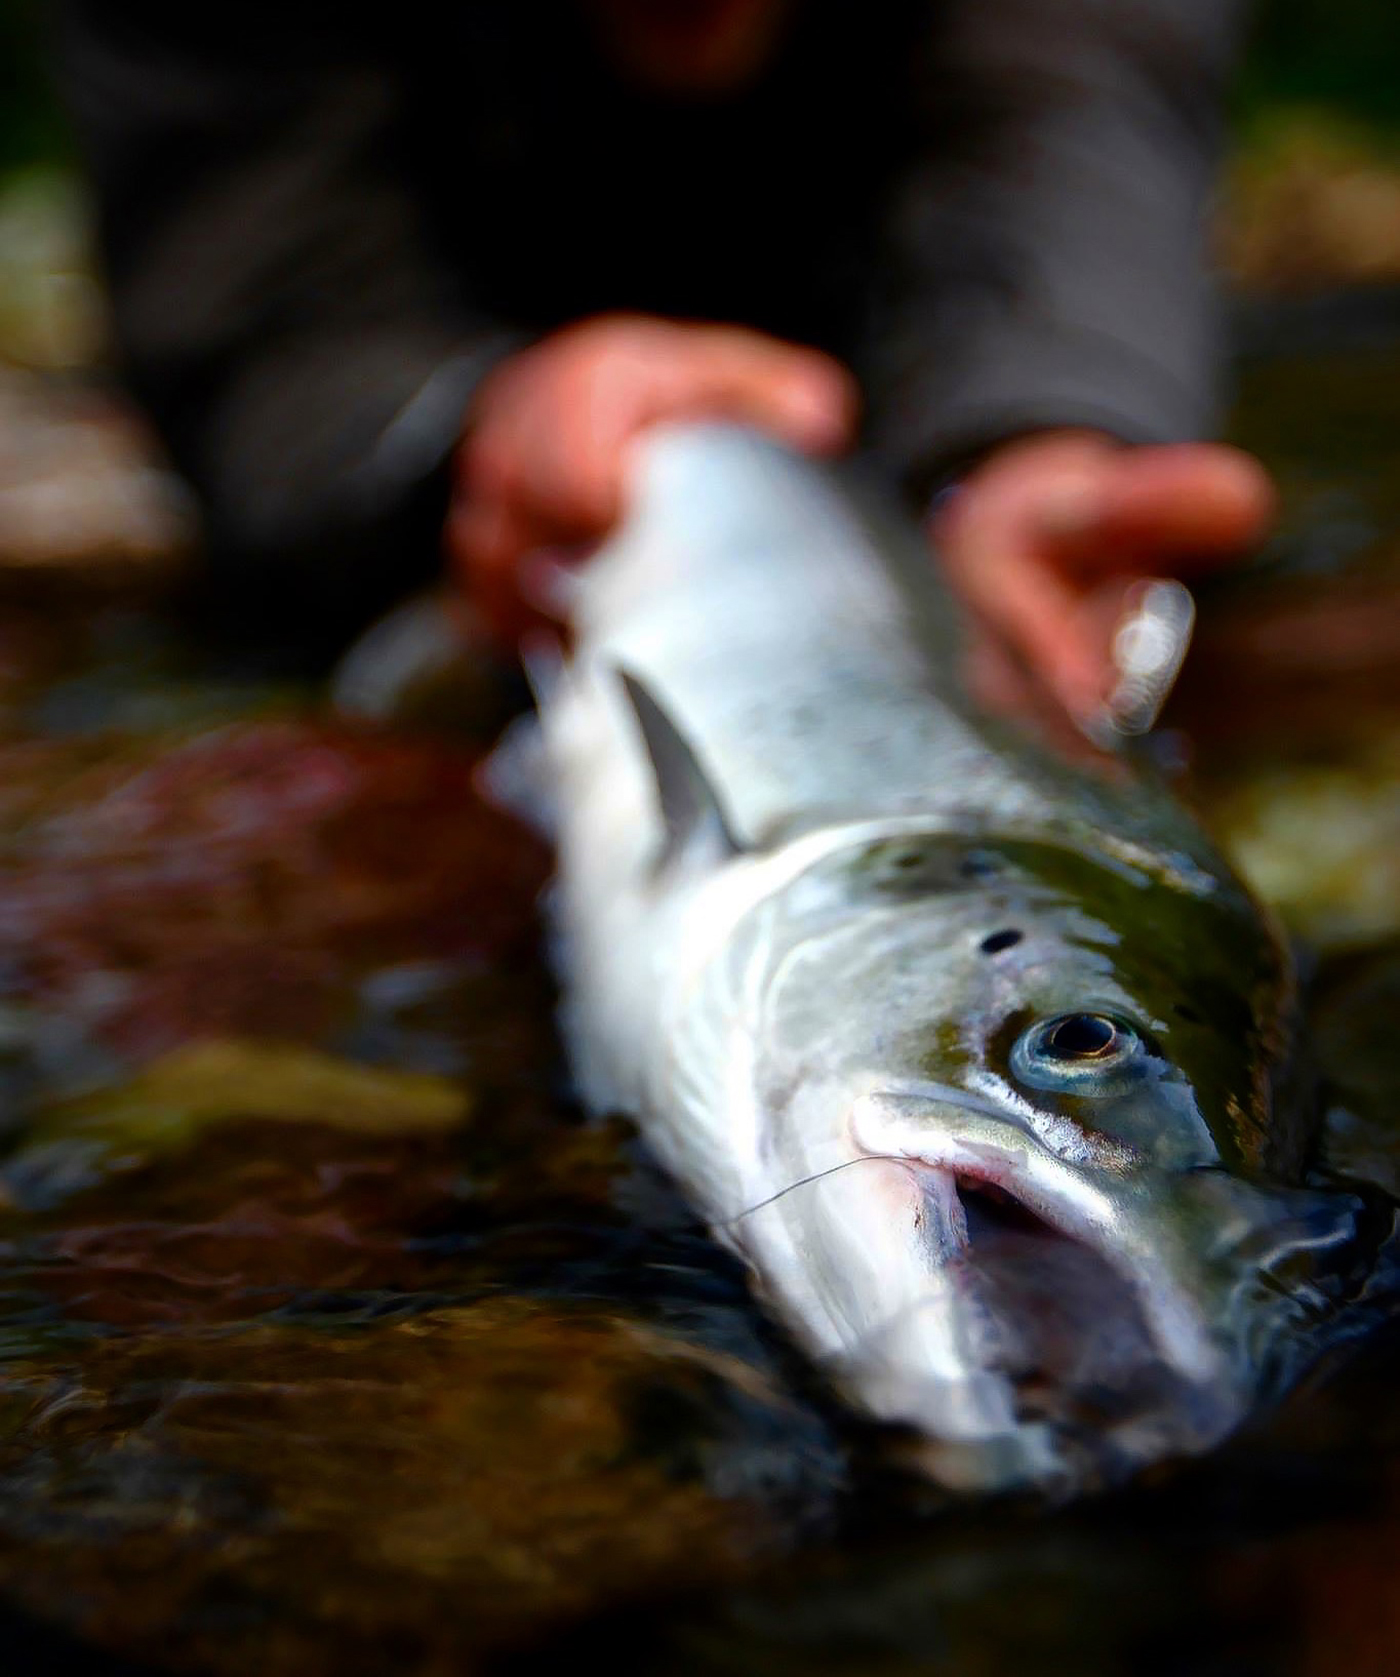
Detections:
[832, 835, 974, 899]
[979, 928, 1023, 956]
[804, 836, 1019, 906]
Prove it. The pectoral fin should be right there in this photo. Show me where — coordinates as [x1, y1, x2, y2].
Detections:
[616, 669, 742, 866]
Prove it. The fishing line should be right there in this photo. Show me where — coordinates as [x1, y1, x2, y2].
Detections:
[720, 1153, 910, 1228]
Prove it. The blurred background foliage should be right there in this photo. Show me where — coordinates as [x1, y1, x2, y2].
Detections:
[1, 1, 68, 174]
[1234, 0, 1400, 138]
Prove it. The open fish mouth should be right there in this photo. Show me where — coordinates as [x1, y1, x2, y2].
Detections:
[734, 1088, 1380, 1494]
[926, 1167, 1198, 1424]
[805, 1092, 1247, 1489]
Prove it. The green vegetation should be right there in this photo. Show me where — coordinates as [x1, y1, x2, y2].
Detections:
[0, 1, 69, 171]
[1236, 0, 1400, 139]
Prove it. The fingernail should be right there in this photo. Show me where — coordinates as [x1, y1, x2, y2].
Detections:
[1103, 578, 1195, 735]
[783, 379, 852, 450]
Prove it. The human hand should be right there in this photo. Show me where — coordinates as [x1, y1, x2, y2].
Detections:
[933, 431, 1276, 728]
[447, 313, 857, 642]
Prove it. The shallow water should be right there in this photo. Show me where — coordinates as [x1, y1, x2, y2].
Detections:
[0, 324, 1397, 1676]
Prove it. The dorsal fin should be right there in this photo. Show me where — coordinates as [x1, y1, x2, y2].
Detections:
[616, 669, 742, 866]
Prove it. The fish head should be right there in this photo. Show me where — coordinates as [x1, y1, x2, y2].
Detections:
[729, 829, 1378, 1492]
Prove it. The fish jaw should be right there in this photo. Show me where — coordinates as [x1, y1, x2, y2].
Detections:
[848, 1089, 1231, 1390]
[728, 1085, 1254, 1493]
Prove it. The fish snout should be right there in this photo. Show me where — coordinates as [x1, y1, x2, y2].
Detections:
[1180, 1169, 1397, 1398]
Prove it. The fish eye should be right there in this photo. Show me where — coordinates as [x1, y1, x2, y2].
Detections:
[1011, 1012, 1146, 1094]
[1042, 1013, 1121, 1059]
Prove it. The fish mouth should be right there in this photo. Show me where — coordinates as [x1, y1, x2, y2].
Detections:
[927, 1167, 1188, 1422]
[825, 1090, 1242, 1488]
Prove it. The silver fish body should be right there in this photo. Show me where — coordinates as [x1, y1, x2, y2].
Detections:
[506, 424, 1376, 1493]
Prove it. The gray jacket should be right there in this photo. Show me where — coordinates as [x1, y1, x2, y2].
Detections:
[56, 0, 1241, 635]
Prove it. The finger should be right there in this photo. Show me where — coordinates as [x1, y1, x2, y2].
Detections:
[681, 330, 859, 454]
[445, 494, 519, 644]
[534, 336, 857, 530]
[447, 489, 563, 646]
[493, 379, 638, 539]
[1038, 444, 1276, 577]
[938, 516, 1108, 723]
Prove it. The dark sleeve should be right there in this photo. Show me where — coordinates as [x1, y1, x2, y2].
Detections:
[860, 0, 1242, 499]
[52, 3, 519, 626]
